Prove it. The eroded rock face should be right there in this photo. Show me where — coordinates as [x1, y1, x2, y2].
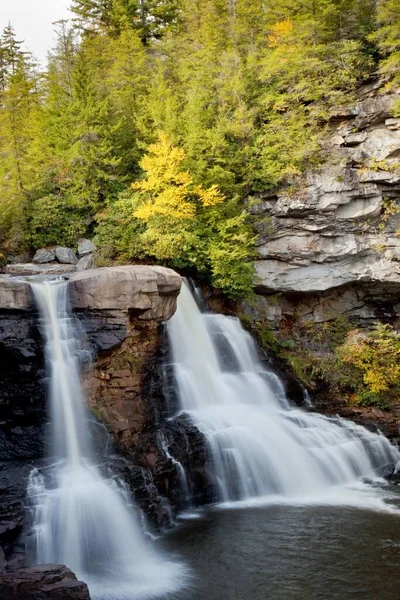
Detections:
[0, 565, 91, 599]
[251, 81, 400, 330]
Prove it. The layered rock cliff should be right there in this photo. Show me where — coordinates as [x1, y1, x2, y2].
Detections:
[249, 79, 400, 330]
[242, 79, 400, 436]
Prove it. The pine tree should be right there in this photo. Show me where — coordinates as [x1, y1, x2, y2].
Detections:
[0, 24, 42, 251]
[371, 0, 400, 87]
[71, 0, 180, 42]
[29, 28, 119, 248]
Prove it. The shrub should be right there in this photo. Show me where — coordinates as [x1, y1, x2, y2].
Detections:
[29, 194, 87, 248]
[338, 323, 400, 407]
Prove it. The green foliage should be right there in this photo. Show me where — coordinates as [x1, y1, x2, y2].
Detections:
[94, 191, 145, 263]
[3, 0, 400, 297]
[356, 390, 391, 411]
[312, 316, 353, 349]
[29, 194, 87, 248]
[0, 24, 42, 251]
[338, 324, 400, 398]
[370, 0, 400, 86]
[71, 0, 181, 43]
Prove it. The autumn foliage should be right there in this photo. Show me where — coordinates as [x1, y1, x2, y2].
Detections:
[338, 324, 400, 408]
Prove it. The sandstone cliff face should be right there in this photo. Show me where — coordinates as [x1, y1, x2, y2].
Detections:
[249, 80, 400, 330]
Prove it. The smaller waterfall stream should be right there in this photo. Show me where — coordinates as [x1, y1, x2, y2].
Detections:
[28, 280, 185, 600]
[168, 282, 400, 509]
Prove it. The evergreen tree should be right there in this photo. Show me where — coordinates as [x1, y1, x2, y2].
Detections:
[0, 24, 42, 251]
[71, 0, 180, 42]
[30, 28, 119, 248]
[372, 0, 400, 87]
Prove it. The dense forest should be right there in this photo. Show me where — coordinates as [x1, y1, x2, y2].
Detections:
[0, 0, 400, 296]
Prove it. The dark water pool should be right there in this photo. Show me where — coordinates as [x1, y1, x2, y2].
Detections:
[159, 499, 400, 600]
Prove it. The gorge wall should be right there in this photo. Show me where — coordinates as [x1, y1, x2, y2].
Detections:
[242, 78, 400, 435]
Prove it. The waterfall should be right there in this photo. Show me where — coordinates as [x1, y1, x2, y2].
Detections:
[167, 281, 400, 507]
[158, 432, 191, 508]
[28, 280, 185, 600]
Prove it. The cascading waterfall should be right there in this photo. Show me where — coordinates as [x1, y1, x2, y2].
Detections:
[167, 281, 400, 508]
[158, 432, 191, 508]
[28, 280, 185, 600]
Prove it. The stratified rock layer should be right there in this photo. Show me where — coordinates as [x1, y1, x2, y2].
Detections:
[249, 80, 400, 330]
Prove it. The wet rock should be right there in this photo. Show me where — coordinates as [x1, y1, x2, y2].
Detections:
[55, 247, 78, 265]
[0, 564, 91, 599]
[33, 248, 56, 264]
[387, 469, 400, 484]
[0, 311, 46, 460]
[78, 238, 96, 257]
[83, 317, 211, 527]
[0, 461, 41, 569]
[76, 254, 94, 272]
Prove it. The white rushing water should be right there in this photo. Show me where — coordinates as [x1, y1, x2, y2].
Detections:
[28, 280, 185, 600]
[167, 281, 400, 509]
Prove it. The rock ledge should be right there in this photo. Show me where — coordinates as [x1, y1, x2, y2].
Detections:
[0, 265, 181, 319]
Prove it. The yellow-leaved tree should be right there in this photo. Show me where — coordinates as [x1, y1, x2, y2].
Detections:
[132, 132, 224, 259]
[95, 132, 256, 298]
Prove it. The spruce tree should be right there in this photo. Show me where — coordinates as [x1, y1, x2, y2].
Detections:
[0, 24, 42, 251]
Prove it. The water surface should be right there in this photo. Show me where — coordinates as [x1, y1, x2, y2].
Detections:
[161, 497, 400, 600]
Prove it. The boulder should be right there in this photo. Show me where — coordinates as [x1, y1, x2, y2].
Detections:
[32, 248, 56, 264]
[56, 247, 78, 265]
[77, 239, 96, 257]
[68, 265, 181, 320]
[0, 565, 91, 599]
[0, 276, 33, 310]
[76, 254, 94, 272]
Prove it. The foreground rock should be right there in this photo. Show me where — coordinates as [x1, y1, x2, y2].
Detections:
[0, 565, 91, 599]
